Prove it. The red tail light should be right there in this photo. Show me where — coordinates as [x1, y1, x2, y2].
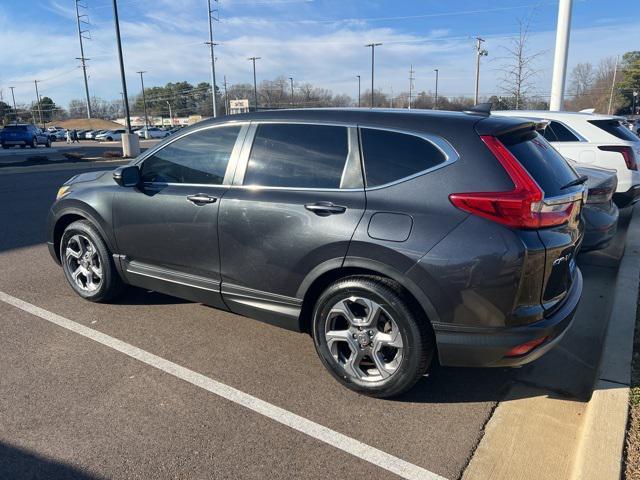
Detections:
[505, 336, 549, 357]
[598, 145, 637, 170]
[449, 136, 575, 229]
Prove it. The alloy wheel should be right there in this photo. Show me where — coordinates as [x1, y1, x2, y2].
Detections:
[64, 234, 103, 292]
[324, 296, 404, 382]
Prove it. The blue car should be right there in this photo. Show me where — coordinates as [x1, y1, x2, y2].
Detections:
[1, 124, 52, 149]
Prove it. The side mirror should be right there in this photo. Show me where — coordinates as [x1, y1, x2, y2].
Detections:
[113, 165, 140, 187]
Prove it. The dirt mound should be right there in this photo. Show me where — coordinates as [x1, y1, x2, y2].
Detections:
[46, 119, 123, 130]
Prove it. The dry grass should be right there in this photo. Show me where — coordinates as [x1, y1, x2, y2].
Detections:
[103, 150, 123, 158]
[624, 297, 640, 479]
[46, 118, 123, 130]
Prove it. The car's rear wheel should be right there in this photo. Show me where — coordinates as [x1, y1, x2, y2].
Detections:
[46, 138, 51, 148]
[60, 220, 124, 302]
[31, 137, 37, 148]
[312, 276, 434, 398]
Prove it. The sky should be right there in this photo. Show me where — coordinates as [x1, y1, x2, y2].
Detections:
[0, 0, 638, 109]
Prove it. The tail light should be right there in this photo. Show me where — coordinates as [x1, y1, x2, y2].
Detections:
[598, 145, 637, 170]
[586, 186, 614, 204]
[449, 136, 575, 229]
[505, 336, 549, 357]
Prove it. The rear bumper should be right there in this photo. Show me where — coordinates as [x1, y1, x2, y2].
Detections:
[614, 184, 640, 208]
[434, 267, 583, 368]
[1, 140, 28, 145]
[581, 203, 619, 251]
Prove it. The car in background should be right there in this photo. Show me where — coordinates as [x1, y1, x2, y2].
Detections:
[495, 111, 640, 207]
[85, 130, 106, 140]
[570, 162, 619, 251]
[47, 108, 585, 397]
[95, 129, 126, 142]
[135, 126, 170, 139]
[1, 124, 52, 149]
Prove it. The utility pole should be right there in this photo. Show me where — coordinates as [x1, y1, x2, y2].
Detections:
[434, 69, 439, 110]
[34, 80, 43, 127]
[9, 87, 17, 123]
[408, 65, 415, 109]
[223, 75, 228, 115]
[633, 91, 638, 115]
[248, 57, 260, 111]
[206, 0, 219, 118]
[137, 71, 149, 130]
[608, 56, 619, 115]
[112, 0, 138, 156]
[474, 37, 487, 105]
[75, 0, 92, 119]
[289, 77, 294, 107]
[365, 43, 382, 108]
[356, 75, 361, 107]
[549, 0, 573, 111]
[166, 101, 173, 126]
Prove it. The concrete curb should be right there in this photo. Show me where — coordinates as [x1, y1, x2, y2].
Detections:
[570, 203, 640, 480]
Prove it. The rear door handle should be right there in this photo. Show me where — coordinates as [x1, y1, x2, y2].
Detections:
[304, 202, 347, 215]
[187, 193, 217, 205]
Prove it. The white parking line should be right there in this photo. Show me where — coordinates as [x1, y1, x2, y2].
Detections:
[0, 290, 446, 480]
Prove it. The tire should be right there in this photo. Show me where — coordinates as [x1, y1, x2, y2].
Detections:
[31, 137, 37, 148]
[46, 138, 51, 148]
[1, 144, 8, 149]
[60, 220, 124, 302]
[107, 137, 113, 141]
[312, 276, 434, 398]
[20, 144, 26, 149]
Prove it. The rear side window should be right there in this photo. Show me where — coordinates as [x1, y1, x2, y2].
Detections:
[360, 128, 447, 187]
[3, 125, 27, 131]
[548, 121, 580, 142]
[502, 131, 579, 196]
[244, 124, 349, 188]
[140, 126, 240, 184]
[589, 119, 639, 142]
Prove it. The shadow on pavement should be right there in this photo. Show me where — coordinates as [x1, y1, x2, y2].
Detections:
[0, 442, 104, 480]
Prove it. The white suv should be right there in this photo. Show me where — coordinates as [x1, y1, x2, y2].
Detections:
[495, 111, 640, 206]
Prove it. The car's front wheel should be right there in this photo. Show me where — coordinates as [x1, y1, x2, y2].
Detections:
[312, 276, 434, 398]
[60, 220, 124, 302]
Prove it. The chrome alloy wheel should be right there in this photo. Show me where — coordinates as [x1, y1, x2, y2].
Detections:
[64, 234, 103, 292]
[324, 296, 404, 382]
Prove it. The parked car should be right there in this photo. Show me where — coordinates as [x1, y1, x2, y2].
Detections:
[1, 124, 52, 148]
[53, 129, 68, 141]
[570, 162, 619, 251]
[135, 126, 170, 139]
[85, 130, 106, 140]
[95, 129, 126, 142]
[495, 111, 640, 207]
[47, 108, 585, 398]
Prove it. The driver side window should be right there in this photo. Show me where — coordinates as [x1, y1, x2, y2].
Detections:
[140, 125, 241, 184]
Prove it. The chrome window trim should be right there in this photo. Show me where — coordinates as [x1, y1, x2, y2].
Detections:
[135, 121, 250, 187]
[359, 126, 459, 191]
[542, 187, 587, 206]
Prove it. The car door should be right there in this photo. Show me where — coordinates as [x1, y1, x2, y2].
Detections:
[113, 123, 248, 308]
[218, 122, 366, 330]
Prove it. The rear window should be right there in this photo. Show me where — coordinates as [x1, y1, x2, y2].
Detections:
[501, 131, 579, 196]
[589, 119, 639, 142]
[3, 125, 27, 131]
[360, 128, 447, 187]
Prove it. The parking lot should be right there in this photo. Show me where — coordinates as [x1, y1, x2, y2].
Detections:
[0, 160, 628, 479]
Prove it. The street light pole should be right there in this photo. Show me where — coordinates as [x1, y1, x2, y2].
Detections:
[137, 71, 149, 129]
[549, 0, 573, 111]
[206, 0, 219, 118]
[112, 0, 132, 134]
[248, 57, 261, 111]
[365, 43, 382, 107]
[34, 80, 43, 127]
[433, 69, 439, 110]
[166, 101, 173, 126]
[289, 77, 294, 107]
[9, 87, 17, 123]
[356, 75, 361, 107]
[474, 37, 487, 105]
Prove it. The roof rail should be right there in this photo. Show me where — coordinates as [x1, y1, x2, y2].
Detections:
[464, 102, 492, 116]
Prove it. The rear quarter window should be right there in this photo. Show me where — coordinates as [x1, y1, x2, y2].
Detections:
[360, 128, 448, 187]
[501, 131, 579, 197]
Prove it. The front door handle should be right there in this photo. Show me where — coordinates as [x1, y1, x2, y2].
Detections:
[304, 202, 347, 216]
[187, 193, 217, 205]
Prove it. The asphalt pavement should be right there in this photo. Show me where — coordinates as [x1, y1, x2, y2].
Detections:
[0, 164, 626, 479]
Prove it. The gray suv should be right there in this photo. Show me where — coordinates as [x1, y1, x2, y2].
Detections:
[47, 109, 585, 397]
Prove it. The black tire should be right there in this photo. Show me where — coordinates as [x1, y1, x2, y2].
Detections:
[60, 220, 124, 302]
[20, 144, 26, 149]
[1, 144, 8, 149]
[312, 276, 434, 398]
[31, 137, 37, 148]
[107, 137, 113, 141]
[46, 138, 51, 148]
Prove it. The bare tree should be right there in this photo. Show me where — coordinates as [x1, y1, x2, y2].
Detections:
[496, 13, 545, 109]
[570, 62, 595, 96]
